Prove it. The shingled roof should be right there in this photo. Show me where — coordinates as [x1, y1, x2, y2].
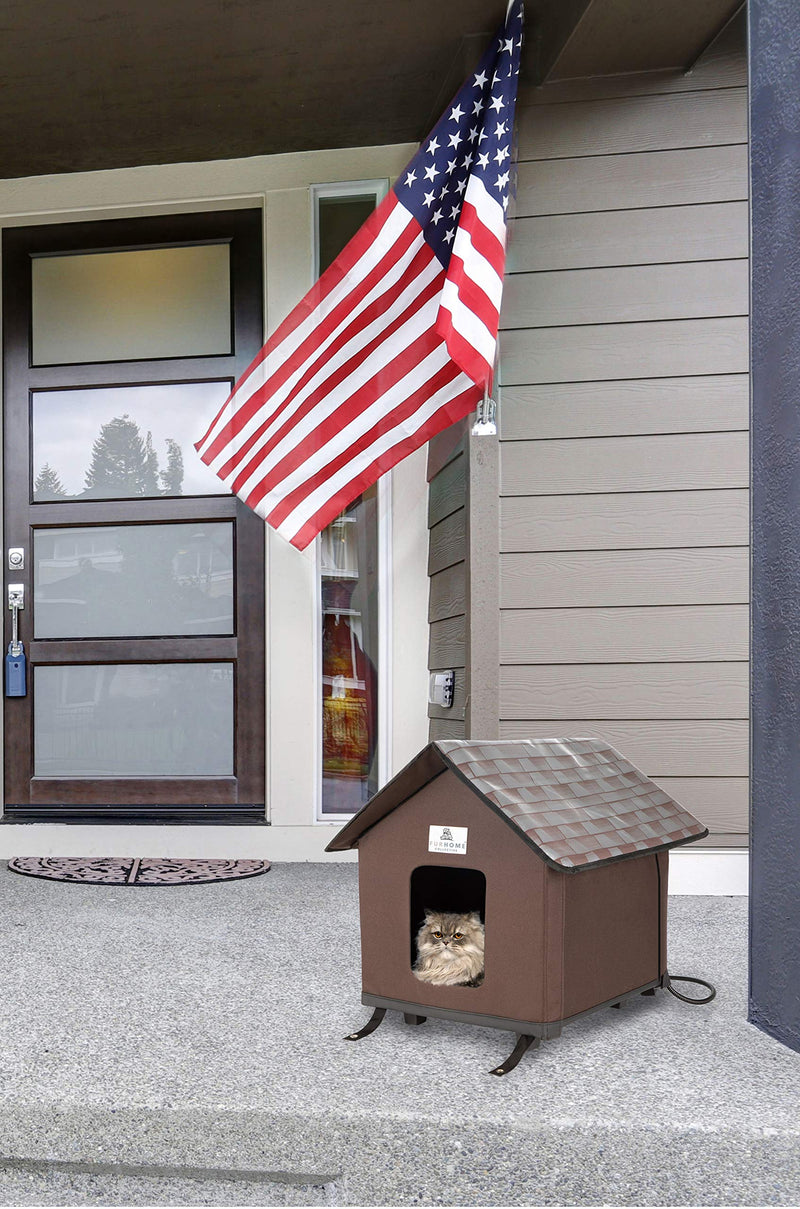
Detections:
[326, 738, 708, 870]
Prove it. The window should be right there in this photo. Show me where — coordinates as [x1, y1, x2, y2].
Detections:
[319, 487, 380, 816]
[31, 243, 231, 365]
[312, 181, 389, 820]
[311, 180, 388, 280]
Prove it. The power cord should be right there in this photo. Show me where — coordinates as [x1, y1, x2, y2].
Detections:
[666, 973, 716, 1004]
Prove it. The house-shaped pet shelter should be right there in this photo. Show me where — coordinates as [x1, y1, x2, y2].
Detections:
[327, 738, 708, 1073]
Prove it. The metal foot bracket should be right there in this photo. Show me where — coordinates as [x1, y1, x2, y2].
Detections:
[344, 1007, 386, 1041]
[489, 1033, 539, 1076]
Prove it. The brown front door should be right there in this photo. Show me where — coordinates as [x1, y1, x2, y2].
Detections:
[2, 209, 265, 822]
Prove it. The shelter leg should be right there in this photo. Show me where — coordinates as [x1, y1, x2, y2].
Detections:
[641, 987, 657, 996]
[344, 1007, 386, 1041]
[489, 1033, 539, 1076]
[403, 1013, 427, 1025]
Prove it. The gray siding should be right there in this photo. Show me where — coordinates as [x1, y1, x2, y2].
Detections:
[427, 425, 468, 740]
[497, 47, 749, 844]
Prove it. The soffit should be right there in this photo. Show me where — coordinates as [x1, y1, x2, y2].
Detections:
[535, 0, 745, 81]
[0, 1, 746, 181]
[0, 0, 506, 179]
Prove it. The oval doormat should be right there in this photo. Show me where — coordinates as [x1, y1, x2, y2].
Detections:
[7, 857, 270, 885]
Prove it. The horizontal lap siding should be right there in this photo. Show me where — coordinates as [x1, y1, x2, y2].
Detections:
[502, 260, 748, 328]
[501, 317, 748, 384]
[497, 53, 749, 844]
[500, 549, 748, 608]
[500, 378, 749, 440]
[517, 87, 747, 159]
[502, 431, 748, 495]
[517, 145, 749, 216]
[501, 605, 748, 662]
[509, 203, 748, 271]
[502, 490, 749, 549]
[501, 663, 748, 718]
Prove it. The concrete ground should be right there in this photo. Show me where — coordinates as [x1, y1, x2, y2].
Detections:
[0, 862, 796, 1207]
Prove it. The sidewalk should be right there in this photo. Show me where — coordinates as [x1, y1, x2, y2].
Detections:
[0, 862, 797, 1207]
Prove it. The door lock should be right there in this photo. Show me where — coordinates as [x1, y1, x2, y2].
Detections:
[7, 548, 24, 571]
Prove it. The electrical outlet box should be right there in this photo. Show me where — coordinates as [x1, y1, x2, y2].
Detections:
[428, 670, 455, 708]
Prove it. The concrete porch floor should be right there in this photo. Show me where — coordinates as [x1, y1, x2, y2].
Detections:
[0, 862, 797, 1207]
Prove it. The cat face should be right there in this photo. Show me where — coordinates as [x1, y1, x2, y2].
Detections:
[417, 909, 484, 954]
[414, 908, 485, 986]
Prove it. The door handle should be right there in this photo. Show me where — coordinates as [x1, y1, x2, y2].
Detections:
[6, 583, 26, 696]
[8, 583, 24, 654]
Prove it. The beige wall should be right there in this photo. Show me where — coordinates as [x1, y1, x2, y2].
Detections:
[496, 45, 749, 844]
[0, 144, 431, 858]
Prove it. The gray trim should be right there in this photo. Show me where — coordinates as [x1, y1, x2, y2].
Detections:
[465, 428, 500, 739]
[683, 1, 746, 74]
[748, 0, 800, 1055]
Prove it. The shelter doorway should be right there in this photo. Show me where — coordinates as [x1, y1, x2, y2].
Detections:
[409, 865, 487, 967]
[2, 209, 265, 822]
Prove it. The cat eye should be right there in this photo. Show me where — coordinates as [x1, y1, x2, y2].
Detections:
[433, 931, 442, 938]
[454, 932, 463, 939]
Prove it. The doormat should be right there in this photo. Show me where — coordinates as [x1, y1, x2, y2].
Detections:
[7, 857, 270, 885]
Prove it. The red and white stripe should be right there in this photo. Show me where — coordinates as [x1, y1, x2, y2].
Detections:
[195, 184, 505, 550]
[437, 176, 508, 385]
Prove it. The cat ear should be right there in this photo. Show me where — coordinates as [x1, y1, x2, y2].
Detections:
[469, 911, 482, 924]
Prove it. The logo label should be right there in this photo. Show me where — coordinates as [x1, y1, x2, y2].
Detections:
[428, 825, 468, 855]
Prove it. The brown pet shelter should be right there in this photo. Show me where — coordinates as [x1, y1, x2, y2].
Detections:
[327, 738, 712, 1074]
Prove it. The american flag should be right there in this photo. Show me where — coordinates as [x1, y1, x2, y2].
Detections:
[196, 1, 523, 550]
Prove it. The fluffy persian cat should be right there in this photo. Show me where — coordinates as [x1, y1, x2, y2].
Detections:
[413, 909, 484, 987]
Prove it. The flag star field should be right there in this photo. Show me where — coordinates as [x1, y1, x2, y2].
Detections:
[400, 24, 522, 271]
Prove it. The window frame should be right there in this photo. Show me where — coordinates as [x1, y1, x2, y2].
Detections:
[310, 178, 391, 825]
[310, 179, 389, 281]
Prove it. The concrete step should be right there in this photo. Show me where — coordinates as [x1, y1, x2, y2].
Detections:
[0, 1106, 798, 1206]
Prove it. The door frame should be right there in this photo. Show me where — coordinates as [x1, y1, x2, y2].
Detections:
[2, 208, 266, 822]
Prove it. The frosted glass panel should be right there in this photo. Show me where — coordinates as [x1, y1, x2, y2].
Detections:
[32, 383, 230, 500]
[34, 664, 233, 777]
[32, 244, 231, 364]
[34, 523, 233, 639]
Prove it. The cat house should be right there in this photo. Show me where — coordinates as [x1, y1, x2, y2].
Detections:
[326, 738, 709, 1074]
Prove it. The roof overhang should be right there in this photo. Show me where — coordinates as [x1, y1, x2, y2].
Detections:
[1, 1, 745, 181]
[531, 0, 745, 83]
